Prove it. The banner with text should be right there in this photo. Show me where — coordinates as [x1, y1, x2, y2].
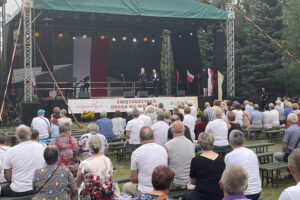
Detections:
[68, 97, 198, 113]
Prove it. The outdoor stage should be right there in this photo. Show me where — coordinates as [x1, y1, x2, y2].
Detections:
[68, 96, 198, 114]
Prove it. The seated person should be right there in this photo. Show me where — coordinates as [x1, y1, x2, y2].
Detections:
[96, 111, 114, 139]
[123, 127, 168, 195]
[183, 132, 225, 200]
[167, 114, 192, 142]
[1, 125, 45, 197]
[133, 166, 176, 200]
[279, 149, 300, 200]
[0, 131, 11, 183]
[125, 108, 145, 146]
[32, 146, 77, 200]
[165, 121, 195, 190]
[50, 118, 59, 139]
[220, 165, 249, 200]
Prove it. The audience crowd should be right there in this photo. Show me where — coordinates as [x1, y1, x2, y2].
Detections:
[0, 97, 299, 200]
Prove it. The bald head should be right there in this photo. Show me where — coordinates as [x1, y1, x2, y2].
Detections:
[205, 102, 210, 108]
[140, 127, 154, 144]
[171, 121, 185, 136]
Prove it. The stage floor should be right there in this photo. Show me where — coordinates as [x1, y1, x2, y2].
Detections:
[68, 96, 198, 113]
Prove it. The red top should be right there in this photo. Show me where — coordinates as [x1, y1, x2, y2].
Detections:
[195, 121, 208, 140]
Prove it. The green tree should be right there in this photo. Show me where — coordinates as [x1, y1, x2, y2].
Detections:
[235, 0, 285, 100]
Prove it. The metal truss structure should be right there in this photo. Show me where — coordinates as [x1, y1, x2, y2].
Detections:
[23, 0, 33, 102]
[226, 3, 235, 98]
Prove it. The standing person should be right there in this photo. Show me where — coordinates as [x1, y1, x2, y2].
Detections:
[167, 114, 193, 142]
[139, 67, 147, 91]
[125, 108, 145, 146]
[269, 103, 280, 127]
[49, 125, 79, 176]
[32, 146, 77, 200]
[260, 88, 268, 109]
[227, 112, 242, 139]
[225, 130, 261, 200]
[204, 102, 215, 122]
[31, 109, 50, 140]
[96, 111, 114, 140]
[275, 100, 285, 125]
[201, 68, 208, 96]
[51, 107, 61, 120]
[0, 131, 11, 183]
[262, 105, 273, 129]
[1, 125, 45, 197]
[50, 118, 59, 139]
[188, 101, 197, 120]
[125, 108, 133, 125]
[165, 121, 195, 190]
[138, 108, 152, 127]
[232, 104, 243, 127]
[183, 132, 225, 200]
[241, 105, 251, 127]
[123, 127, 168, 195]
[250, 104, 263, 128]
[244, 100, 254, 113]
[112, 110, 125, 139]
[279, 149, 300, 200]
[151, 69, 160, 97]
[195, 114, 209, 140]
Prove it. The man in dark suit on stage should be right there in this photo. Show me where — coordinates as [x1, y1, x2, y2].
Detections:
[139, 67, 147, 91]
[151, 69, 160, 97]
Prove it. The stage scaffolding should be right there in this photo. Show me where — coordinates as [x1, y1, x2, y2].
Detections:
[22, 0, 235, 102]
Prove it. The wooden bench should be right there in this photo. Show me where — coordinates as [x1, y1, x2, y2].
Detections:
[264, 129, 284, 142]
[245, 143, 274, 153]
[114, 176, 130, 184]
[257, 152, 274, 164]
[1, 195, 34, 200]
[259, 162, 289, 188]
[170, 190, 187, 198]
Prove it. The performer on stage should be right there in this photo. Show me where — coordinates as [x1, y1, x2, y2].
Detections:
[201, 68, 209, 96]
[151, 69, 160, 97]
[81, 76, 90, 92]
[260, 87, 268, 109]
[139, 67, 147, 91]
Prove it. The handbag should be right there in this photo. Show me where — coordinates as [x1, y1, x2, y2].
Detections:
[283, 135, 300, 162]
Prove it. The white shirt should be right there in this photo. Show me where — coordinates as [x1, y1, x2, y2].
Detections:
[131, 143, 168, 193]
[270, 109, 280, 127]
[0, 145, 11, 183]
[279, 182, 300, 200]
[31, 116, 50, 139]
[205, 119, 228, 146]
[190, 106, 197, 119]
[126, 118, 145, 144]
[112, 117, 125, 137]
[184, 114, 196, 140]
[4, 141, 45, 192]
[139, 114, 152, 127]
[262, 110, 274, 129]
[151, 121, 169, 145]
[58, 117, 73, 127]
[225, 147, 261, 195]
[232, 110, 243, 126]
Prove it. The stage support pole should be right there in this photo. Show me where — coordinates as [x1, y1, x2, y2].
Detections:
[160, 30, 175, 96]
[226, 3, 235, 99]
[23, 0, 33, 102]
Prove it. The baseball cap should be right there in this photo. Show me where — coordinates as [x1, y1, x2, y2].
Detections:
[37, 109, 45, 115]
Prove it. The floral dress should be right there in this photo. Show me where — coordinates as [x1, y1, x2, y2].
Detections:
[133, 193, 176, 200]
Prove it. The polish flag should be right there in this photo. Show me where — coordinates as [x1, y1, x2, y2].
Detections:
[208, 68, 214, 96]
[177, 70, 180, 81]
[187, 70, 194, 83]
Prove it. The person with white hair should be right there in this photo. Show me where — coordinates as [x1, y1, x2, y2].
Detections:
[275, 100, 285, 124]
[220, 165, 249, 200]
[58, 109, 73, 127]
[125, 108, 145, 146]
[205, 108, 229, 150]
[244, 100, 254, 113]
[1, 125, 44, 197]
[183, 106, 196, 140]
[284, 102, 293, 121]
[96, 111, 114, 139]
[138, 108, 152, 127]
[76, 135, 114, 199]
[279, 149, 300, 200]
[146, 106, 157, 125]
[225, 130, 261, 200]
[79, 123, 109, 161]
[274, 113, 300, 163]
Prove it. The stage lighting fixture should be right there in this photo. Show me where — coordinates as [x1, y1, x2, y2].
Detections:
[151, 39, 155, 43]
[112, 37, 116, 42]
[58, 33, 64, 38]
[190, 32, 193, 36]
[122, 36, 127, 41]
[143, 37, 148, 42]
[133, 38, 137, 42]
[179, 35, 182, 38]
[82, 35, 87, 39]
[34, 32, 40, 37]
[72, 37, 76, 40]
[100, 36, 105, 40]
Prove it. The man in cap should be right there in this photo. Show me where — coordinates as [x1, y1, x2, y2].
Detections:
[31, 109, 50, 140]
